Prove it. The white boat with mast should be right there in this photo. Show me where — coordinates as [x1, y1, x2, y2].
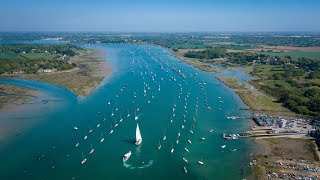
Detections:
[198, 157, 204, 165]
[100, 132, 104, 143]
[187, 139, 192, 144]
[84, 131, 88, 140]
[89, 144, 94, 154]
[134, 110, 139, 120]
[183, 166, 188, 174]
[157, 139, 162, 150]
[111, 109, 114, 117]
[182, 157, 188, 163]
[135, 124, 142, 145]
[170, 143, 174, 154]
[162, 130, 167, 141]
[184, 147, 189, 153]
[114, 118, 118, 127]
[109, 125, 113, 134]
[81, 153, 87, 164]
[122, 151, 132, 162]
[119, 115, 123, 123]
[127, 110, 130, 117]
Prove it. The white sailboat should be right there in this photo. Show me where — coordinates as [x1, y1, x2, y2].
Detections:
[114, 119, 118, 127]
[109, 125, 113, 134]
[89, 144, 94, 154]
[184, 147, 189, 153]
[81, 153, 87, 164]
[158, 140, 162, 150]
[123, 151, 132, 162]
[84, 132, 88, 140]
[182, 157, 188, 163]
[111, 109, 114, 117]
[170, 143, 174, 154]
[100, 132, 104, 143]
[198, 157, 204, 165]
[187, 139, 192, 144]
[127, 110, 130, 117]
[134, 111, 139, 121]
[162, 131, 167, 141]
[135, 124, 142, 145]
[183, 166, 188, 174]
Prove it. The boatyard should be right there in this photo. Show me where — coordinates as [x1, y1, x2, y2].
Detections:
[240, 114, 320, 180]
[223, 114, 316, 141]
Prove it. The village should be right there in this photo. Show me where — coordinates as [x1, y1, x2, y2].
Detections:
[222, 114, 320, 179]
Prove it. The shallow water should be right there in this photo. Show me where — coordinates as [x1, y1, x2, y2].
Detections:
[0, 44, 254, 179]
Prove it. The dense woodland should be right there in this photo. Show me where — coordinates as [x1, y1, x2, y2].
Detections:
[0, 44, 81, 74]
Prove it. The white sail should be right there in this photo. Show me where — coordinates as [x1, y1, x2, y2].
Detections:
[135, 124, 142, 145]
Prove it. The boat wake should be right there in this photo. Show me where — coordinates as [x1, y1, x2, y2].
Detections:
[123, 160, 153, 169]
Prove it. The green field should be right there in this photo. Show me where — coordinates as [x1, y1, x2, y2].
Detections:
[0, 54, 20, 59]
[220, 44, 257, 50]
[261, 51, 320, 59]
[19, 53, 58, 60]
[0, 53, 57, 60]
[168, 43, 207, 49]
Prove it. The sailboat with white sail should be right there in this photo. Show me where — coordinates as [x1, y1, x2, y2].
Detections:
[122, 151, 132, 162]
[100, 132, 104, 143]
[81, 153, 87, 164]
[135, 124, 142, 145]
[134, 110, 139, 120]
[158, 139, 162, 150]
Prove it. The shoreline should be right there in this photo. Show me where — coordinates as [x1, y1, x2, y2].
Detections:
[215, 76, 313, 119]
[1, 48, 112, 97]
[168, 48, 222, 73]
[0, 83, 40, 110]
[167, 46, 320, 179]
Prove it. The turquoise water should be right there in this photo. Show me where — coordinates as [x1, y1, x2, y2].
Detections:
[0, 44, 254, 179]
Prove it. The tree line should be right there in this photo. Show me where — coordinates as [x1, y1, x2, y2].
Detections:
[0, 44, 80, 74]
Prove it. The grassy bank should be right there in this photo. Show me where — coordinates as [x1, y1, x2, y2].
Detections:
[170, 49, 221, 73]
[216, 76, 297, 117]
[2, 48, 111, 96]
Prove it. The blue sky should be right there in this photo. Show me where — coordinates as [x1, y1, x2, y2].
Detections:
[0, 0, 319, 32]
